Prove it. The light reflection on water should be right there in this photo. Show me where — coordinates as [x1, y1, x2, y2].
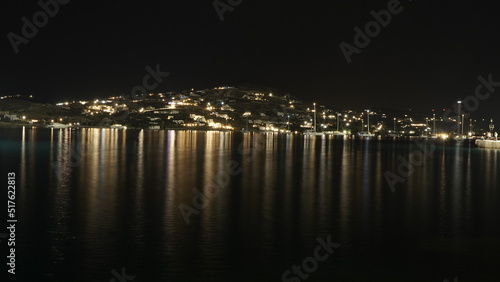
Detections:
[1, 128, 498, 281]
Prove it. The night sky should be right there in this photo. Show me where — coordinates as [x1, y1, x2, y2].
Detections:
[2, 0, 499, 120]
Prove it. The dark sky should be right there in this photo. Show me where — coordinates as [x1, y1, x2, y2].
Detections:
[1, 0, 499, 120]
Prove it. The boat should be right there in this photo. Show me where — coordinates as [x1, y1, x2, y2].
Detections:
[110, 124, 127, 129]
[358, 109, 374, 137]
[303, 103, 324, 136]
[358, 132, 375, 137]
[304, 131, 324, 136]
[324, 130, 345, 136]
[47, 123, 70, 128]
[386, 133, 400, 138]
[324, 114, 345, 136]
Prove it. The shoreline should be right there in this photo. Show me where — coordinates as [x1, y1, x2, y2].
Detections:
[0, 123, 493, 144]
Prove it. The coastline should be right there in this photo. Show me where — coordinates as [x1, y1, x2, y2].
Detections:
[0, 123, 494, 146]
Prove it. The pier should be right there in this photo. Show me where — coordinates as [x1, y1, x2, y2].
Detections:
[476, 140, 500, 149]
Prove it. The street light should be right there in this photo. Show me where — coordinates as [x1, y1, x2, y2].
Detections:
[461, 114, 464, 137]
[337, 113, 341, 131]
[433, 113, 436, 135]
[313, 103, 317, 133]
[366, 110, 370, 134]
[457, 101, 462, 135]
[322, 111, 326, 130]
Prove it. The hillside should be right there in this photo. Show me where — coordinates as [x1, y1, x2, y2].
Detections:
[0, 98, 74, 118]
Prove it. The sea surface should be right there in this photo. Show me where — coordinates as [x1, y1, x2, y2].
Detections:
[0, 127, 499, 281]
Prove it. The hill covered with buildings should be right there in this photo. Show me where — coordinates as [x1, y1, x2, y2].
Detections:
[0, 87, 494, 137]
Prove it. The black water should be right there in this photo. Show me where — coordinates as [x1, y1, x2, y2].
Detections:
[0, 128, 499, 281]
